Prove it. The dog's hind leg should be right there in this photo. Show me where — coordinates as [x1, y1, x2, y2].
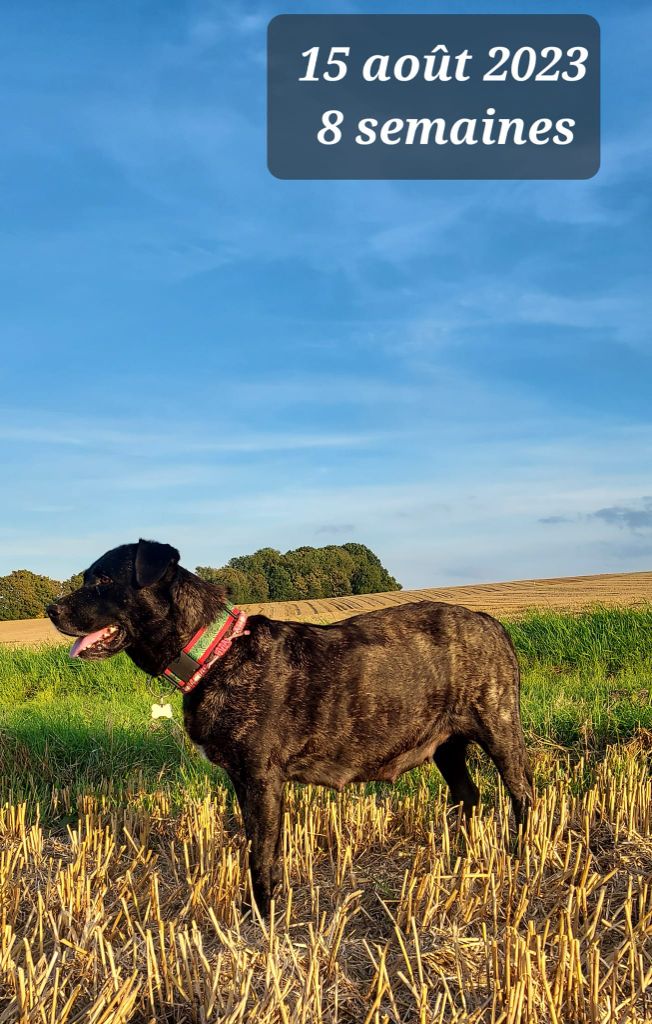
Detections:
[433, 736, 480, 820]
[479, 725, 533, 833]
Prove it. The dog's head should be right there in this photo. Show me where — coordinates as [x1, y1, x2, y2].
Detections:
[47, 539, 180, 660]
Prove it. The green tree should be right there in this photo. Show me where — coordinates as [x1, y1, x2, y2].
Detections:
[230, 548, 282, 577]
[317, 546, 356, 596]
[267, 564, 295, 601]
[342, 543, 401, 594]
[195, 566, 269, 603]
[0, 570, 62, 620]
[196, 542, 401, 604]
[62, 572, 84, 594]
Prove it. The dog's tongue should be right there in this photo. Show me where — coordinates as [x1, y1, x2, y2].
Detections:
[69, 629, 108, 658]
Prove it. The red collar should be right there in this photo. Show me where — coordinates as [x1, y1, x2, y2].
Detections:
[162, 604, 249, 693]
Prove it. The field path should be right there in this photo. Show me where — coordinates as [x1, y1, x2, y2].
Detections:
[1, 569, 650, 646]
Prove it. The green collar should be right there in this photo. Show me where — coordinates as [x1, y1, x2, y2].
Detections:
[162, 602, 250, 692]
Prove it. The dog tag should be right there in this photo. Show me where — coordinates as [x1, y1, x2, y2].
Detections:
[151, 702, 173, 720]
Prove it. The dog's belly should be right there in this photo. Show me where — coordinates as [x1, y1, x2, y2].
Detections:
[357, 735, 444, 783]
[289, 764, 356, 791]
[288, 728, 449, 789]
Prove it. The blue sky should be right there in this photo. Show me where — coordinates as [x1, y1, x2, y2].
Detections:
[1, 0, 651, 588]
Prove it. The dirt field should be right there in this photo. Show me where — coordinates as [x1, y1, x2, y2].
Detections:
[1, 569, 650, 645]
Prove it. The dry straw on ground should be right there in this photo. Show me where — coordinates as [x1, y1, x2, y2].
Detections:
[1, 740, 650, 1023]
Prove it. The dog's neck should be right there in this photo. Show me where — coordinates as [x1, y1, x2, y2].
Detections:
[126, 568, 227, 676]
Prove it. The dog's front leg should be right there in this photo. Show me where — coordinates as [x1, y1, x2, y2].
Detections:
[232, 772, 284, 918]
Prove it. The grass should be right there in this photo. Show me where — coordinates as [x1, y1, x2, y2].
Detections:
[506, 607, 652, 748]
[506, 605, 652, 673]
[0, 606, 651, 1020]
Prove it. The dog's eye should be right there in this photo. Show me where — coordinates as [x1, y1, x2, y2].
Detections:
[97, 575, 112, 586]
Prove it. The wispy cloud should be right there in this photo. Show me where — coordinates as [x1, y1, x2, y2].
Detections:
[590, 497, 652, 532]
[540, 496, 652, 535]
[315, 524, 355, 535]
[234, 375, 419, 407]
[0, 418, 395, 455]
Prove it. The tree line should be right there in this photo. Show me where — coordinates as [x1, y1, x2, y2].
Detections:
[0, 543, 401, 619]
[0, 570, 83, 621]
[196, 543, 401, 603]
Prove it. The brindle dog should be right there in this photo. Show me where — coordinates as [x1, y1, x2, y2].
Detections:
[48, 539, 533, 916]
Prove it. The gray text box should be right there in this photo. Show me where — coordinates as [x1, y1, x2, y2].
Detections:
[268, 15, 600, 180]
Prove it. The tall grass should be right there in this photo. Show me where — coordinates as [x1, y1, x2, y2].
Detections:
[505, 604, 652, 672]
[506, 606, 652, 747]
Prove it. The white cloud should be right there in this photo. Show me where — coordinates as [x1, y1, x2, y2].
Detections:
[0, 417, 394, 455]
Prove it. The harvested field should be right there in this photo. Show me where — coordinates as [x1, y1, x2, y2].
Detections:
[0, 742, 650, 1023]
[249, 570, 652, 623]
[1, 570, 651, 645]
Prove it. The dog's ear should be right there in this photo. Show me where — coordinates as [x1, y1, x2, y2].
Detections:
[134, 539, 180, 588]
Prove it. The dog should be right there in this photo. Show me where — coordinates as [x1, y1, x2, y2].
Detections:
[48, 539, 533, 917]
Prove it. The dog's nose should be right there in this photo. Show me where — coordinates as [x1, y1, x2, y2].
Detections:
[46, 602, 62, 621]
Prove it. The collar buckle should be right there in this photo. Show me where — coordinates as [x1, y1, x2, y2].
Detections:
[164, 650, 201, 689]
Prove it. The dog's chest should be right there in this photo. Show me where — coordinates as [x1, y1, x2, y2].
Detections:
[183, 688, 252, 771]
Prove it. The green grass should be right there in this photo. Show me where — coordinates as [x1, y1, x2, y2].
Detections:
[505, 604, 652, 672]
[504, 606, 652, 746]
[0, 645, 212, 816]
[1, 606, 651, 820]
